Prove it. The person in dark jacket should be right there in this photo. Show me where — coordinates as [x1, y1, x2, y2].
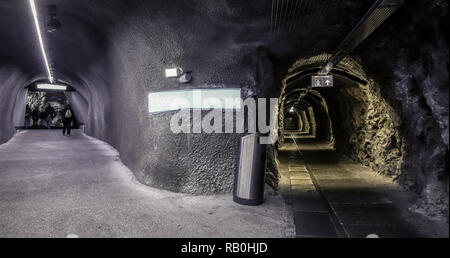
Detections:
[31, 106, 40, 128]
[62, 106, 73, 136]
[43, 104, 55, 129]
[24, 104, 31, 129]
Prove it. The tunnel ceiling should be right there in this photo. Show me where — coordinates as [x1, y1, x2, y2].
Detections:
[0, 0, 110, 85]
[0, 0, 384, 87]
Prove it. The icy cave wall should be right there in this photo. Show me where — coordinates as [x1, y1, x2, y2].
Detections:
[323, 59, 404, 179]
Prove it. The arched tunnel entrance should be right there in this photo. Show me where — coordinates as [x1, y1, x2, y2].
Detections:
[275, 56, 405, 176]
[0, 0, 448, 239]
[275, 57, 408, 237]
[280, 88, 334, 149]
[268, 55, 448, 238]
[23, 81, 80, 130]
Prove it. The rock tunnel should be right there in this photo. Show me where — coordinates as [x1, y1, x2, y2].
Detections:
[0, 0, 448, 238]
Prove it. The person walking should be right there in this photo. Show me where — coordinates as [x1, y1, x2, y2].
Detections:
[62, 107, 73, 136]
[24, 104, 31, 129]
[44, 104, 55, 129]
[31, 106, 40, 128]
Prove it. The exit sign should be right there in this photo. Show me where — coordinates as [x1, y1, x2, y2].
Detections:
[312, 75, 333, 88]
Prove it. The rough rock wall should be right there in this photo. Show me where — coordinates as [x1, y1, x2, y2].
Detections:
[321, 56, 406, 179]
[328, 79, 404, 177]
[353, 0, 449, 221]
[393, 56, 449, 220]
[280, 0, 448, 221]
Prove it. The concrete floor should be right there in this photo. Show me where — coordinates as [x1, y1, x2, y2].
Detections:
[0, 130, 294, 238]
[279, 140, 449, 238]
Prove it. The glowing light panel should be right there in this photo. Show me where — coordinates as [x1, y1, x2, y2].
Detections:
[148, 89, 241, 113]
[37, 83, 67, 91]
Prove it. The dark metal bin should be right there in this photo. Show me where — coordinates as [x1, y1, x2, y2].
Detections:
[233, 133, 266, 206]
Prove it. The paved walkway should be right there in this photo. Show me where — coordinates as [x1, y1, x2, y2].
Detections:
[0, 130, 294, 238]
[278, 140, 447, 238]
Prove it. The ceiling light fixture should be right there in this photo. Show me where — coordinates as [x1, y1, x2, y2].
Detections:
[29, 0, 54, 83]
[37, 83, 67, 91]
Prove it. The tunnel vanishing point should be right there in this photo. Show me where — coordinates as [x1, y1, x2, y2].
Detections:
[0, 0, 448, 238]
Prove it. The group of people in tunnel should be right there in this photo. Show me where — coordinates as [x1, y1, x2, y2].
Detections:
[25, 104, 74, 136]
[25, 104, 54, 129]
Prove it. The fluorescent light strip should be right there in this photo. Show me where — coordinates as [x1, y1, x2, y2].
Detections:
[37, 83, 67, 91]
[29, 0, 54, 83]
[148, 89, 241, 113]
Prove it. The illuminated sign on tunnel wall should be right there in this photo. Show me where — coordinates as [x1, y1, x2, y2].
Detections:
[37, 83, 67, 91]
[148, 89, 241, 113]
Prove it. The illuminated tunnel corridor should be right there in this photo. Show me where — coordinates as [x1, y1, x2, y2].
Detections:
[0, 0, 448, 239]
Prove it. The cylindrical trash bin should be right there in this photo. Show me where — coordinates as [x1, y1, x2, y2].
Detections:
[233, 133, 266, 206]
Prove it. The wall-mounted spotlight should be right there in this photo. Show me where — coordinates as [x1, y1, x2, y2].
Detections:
[289, 107, 295, 113]
[165, 67, 192, 84]
[165, 67, 183, 78]
[178, 72, 192, 84]
[37, 83, 67, 91]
